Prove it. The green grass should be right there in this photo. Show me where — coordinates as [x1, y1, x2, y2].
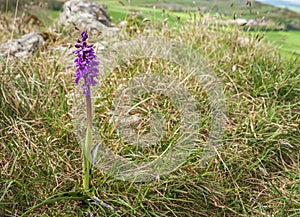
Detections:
[1, 3, 300, 217]
[104, 0, 300, 29]
[264, 30, 300, 56]
[104, 0, 191, 27]
[104, 0, 300, 57]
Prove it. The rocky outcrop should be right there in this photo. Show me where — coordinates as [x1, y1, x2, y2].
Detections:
[59, 0, 119, 37]
[0, 32, 44, 58]
[0, 0, 119, 59]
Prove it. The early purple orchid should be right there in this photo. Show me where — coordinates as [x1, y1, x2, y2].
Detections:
[73, 30, 99, 95]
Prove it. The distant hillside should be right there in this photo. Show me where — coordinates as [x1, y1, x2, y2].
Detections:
[128, 0, 300, 30]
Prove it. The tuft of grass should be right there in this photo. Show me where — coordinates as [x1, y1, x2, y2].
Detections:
[1, 6, 299, 217]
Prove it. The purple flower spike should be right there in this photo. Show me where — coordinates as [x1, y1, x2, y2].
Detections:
[73, 30, 99, 95]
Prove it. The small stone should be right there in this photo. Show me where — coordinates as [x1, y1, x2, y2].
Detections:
[119, 20, 128, 28]
[0, 32, 44, 58]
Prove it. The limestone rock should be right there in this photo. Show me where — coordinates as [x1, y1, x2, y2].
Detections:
[0, 32, 44, 58]
[238, 37, 250, 47]
[59, 0, 119, 37]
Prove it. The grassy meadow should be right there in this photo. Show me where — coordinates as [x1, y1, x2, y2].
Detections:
[104, 0, 300, 57]
[263, 30, 300, 56]
[0, 0, 300, 216]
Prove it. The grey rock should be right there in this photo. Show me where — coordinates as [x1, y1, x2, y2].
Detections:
[118, 20, 128, 29]
[59, 0, 120, 37]
[238, 37, 250, 47]
[0, 32, 44, 58]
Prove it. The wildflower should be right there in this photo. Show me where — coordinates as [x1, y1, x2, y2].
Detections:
[73, 30, 99, 95]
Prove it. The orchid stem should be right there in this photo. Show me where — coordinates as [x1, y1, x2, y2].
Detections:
[83, 94, 93, 192]
[86, 94, 93, 130]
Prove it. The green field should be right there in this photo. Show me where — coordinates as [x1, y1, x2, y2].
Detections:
[264, 30, 300, 56]
[104, 0, 300, 57]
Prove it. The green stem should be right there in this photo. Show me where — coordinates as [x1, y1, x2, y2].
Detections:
[83, 128, 92, 192]
[83, 94, 93, 192]
[86, 94, 93, 130]
[20, 192, 89, 217]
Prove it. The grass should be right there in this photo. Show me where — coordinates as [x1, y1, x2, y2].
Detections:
[104, 0, 190, 26]
[263, 30, 300, 57]
[104, 0, 300, 57]
[1, 2, 300, 217]
[104, 0, 300, 29]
